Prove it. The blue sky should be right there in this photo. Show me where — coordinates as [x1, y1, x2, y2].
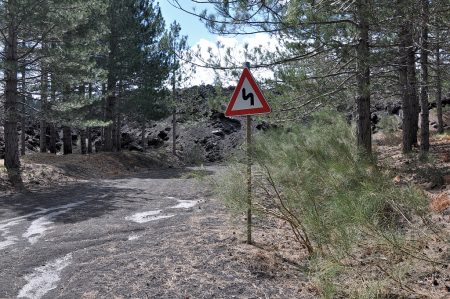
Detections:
[158, 1, 215, 45]
[157, 1, 277, 86]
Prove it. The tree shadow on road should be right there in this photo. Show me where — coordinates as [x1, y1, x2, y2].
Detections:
[0, 167, 217, 224]
[0, 183, 153, 224]
[102, 167, 216, 180]
[3, 167, 27, 192]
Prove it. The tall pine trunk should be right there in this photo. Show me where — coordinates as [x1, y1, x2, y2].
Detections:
[20, 54, 26, 157]
[398, 2, 416, 153]
[435, 32, 444, 134]
[78, 84, 87, 155]
[87, 129, 93, 154]
[104, 5, 118, 152]
[112, 115, 117, 151]
[141, 122, 146, 150]
[80, 130, 87, 155]
[20, 103, 26, 157]
[172, 65, 177, 156]
[407, 42, 419, 146]
[87, 83, 93, 154]
[116, 113, 121, 152]
[104, 24, 116, 152]
[63, 126, 72, 155]
[104, 90, 115, 151]
[49, 124, 57, 154]
[40, 71, 48, 153]
[419, 0, 430, 154]
[4, 9, 23, 187]
[39, 120, 47, 153]
[355, 0, 371, 155]
[48, 74, 57, 154]
[101, 83, 107, 148]
[112, 83, 121, 152]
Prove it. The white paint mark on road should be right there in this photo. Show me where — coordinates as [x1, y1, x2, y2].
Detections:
[125, 198, 199, 225]
[165, 197, 199, 209]
[128, 234, 141, 241]
[23, 211, 64, 245]
[125, 210, 174, 224]
[150, 215, 175, 221]
[0, 202, 86, 226]
[0, 220, 21, 250]
[22, 202, 85, 245]
[171, 200, 198, 209]
[17, 253, 73, 299]
[126, 210, 161, 223]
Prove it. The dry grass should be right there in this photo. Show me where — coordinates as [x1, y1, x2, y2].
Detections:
[224, 201, 449, 298]
[358, 127, 450, 298]
[430, 192, 450, 212]
[377, 130, 450, 191]
[133, 203, 317, 298]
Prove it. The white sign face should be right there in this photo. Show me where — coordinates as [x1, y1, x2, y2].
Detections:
[225, 68, 271, 117]
[232, 78, 264, 110]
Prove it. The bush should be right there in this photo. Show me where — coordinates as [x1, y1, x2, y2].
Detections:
[217, 111, 427, 255]
[216, 110, 448, 298]
[377, 115, 402, 146]
[182, 143, 205, 166]
[378, 114, 401, 133]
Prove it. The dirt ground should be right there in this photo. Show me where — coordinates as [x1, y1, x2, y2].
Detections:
[370, 129, 450, 298]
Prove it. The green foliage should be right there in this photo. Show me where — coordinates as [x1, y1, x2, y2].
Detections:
[217, 110, 427, 255]
[309, 257, 343, 299]
[182, 143, 205, 166]
[109, 0, 170, 124]
[377, 115, 402, 146]
[378, 115, 401, 134]
[216, 110, 433, 297]
[215, 163, 248, 214]
[207, 79, 228, 112]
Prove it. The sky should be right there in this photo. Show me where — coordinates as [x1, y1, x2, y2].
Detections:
[158, 1, 216, 46]
[158, 1, 278, 87]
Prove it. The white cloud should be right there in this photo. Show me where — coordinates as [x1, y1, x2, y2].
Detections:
[182, 33, 283, 87]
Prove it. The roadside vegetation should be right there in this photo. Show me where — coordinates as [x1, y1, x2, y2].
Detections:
[215, 111, 449, 298]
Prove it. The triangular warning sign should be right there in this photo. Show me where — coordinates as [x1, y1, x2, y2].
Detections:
[225, 68, 271, 117]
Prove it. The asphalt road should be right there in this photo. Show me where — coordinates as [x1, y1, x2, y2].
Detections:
[0, 166, 310, 299]
[0, 167, 219, 299]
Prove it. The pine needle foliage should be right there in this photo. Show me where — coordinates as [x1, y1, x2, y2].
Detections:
[217, 110, 427, 255]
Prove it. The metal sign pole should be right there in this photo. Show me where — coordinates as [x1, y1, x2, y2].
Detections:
[245, 62, 252, 245]
[246, 114, 252, 245]
[225, 61, 270, 245]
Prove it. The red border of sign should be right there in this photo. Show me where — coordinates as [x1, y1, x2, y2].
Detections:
[225, 68, 271, 116]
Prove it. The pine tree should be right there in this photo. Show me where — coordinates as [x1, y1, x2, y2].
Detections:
[2, 0, 22, 186]
[173, 0, 376, 154]
[43, 0, 107, 155]
[419, 0, 430, 155]
[99, 0, 170, 152]
[161, 21, 191, 155]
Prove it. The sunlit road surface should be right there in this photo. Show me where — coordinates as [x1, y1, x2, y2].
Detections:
[0, 167, 213, 299]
